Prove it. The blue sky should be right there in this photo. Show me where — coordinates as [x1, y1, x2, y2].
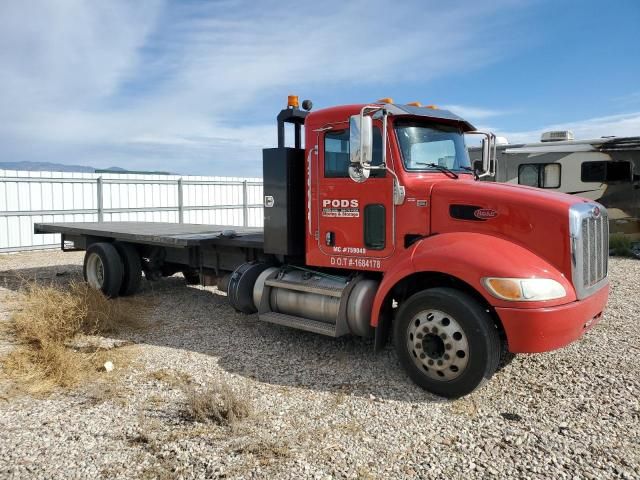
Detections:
[1, 0, 639, 176]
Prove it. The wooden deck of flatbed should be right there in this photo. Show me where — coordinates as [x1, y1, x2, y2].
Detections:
[34, 222, 264, 249]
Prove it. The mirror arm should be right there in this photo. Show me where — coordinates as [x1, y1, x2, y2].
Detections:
[381, 109, 387, 168]
[359, 105, 383, 169]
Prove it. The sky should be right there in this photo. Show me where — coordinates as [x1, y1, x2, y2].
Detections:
[1, 0, 639, 176]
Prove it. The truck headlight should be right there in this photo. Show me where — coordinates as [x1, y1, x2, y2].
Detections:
[482, 277, 566, 301]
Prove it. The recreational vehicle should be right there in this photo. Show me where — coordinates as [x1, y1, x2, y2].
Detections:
[468, 132, 640, 238]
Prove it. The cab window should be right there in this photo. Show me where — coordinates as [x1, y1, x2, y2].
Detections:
[395, 121, 471, 171]
[324, 128, 384, 178]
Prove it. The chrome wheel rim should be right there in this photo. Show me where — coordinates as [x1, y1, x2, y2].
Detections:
[406, 309, 469, 381]
[86, 253, 105, 289]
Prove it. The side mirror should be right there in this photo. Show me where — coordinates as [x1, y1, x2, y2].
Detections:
[465, 131, 496, 178]
[348, 114, 373, 183]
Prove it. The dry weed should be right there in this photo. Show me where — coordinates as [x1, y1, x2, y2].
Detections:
[148, 369, 194, 388]
[229, 438, 291, 464]
[448, 397, 479, 417]
[1, 281, 146, 394]
[182, 382, 252, 427]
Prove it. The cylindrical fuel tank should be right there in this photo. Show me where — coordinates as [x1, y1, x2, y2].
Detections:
[253, 268, 379, 336]
[346, 279, 379, 337]
[270, 288, 340, 324]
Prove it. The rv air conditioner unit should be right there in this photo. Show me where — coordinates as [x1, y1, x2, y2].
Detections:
[541, 130, 574, 142]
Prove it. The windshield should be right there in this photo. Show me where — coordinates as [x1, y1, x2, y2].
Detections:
[395, 121, 471, 172]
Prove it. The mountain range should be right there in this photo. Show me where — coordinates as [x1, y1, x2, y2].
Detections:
[0, 161, 169, 174]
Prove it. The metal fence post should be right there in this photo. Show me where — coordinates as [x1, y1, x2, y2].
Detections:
[242, 180, 248, 227]
[96, 177, 103, 222]
[177, 178, 184, 223]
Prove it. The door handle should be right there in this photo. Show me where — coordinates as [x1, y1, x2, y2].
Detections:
[325, 231, 335, 246]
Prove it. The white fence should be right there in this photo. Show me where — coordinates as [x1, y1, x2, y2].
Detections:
[0, 170, 264, 253]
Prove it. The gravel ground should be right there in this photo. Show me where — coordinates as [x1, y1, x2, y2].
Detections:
[0, 250, 638, 479]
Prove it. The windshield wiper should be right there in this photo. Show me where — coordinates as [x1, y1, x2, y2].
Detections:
[416, 162, 459, 179]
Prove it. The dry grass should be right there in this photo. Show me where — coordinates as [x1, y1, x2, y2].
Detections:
[182, 382, 252, 427]
[448, 397, 479, 417]
[148, 369, 194, 388]
[1, 281, 146, 394]
[229, 438, 292, 464]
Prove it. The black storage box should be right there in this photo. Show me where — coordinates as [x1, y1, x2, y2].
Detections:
[262, 147, 305, 256]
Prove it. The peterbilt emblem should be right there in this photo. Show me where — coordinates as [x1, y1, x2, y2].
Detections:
[474, 208, 498, 219]
[592, 206, 601, 218]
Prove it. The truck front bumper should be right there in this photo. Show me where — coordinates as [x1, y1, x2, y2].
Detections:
[497, 284, 609, 353]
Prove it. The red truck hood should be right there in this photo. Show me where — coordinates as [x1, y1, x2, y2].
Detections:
[429, 181, 590, 278]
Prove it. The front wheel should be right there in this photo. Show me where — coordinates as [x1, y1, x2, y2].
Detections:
[394, 288, 502, 398]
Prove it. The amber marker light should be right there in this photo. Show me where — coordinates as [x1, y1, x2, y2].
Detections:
[407, 101, 422, 107]
[287, 95, 299, 108]
[484, 278, 522, 300]
[377, 97, 394, 103]
[482, 277, 566, 301]
[425, 104, 438, 109]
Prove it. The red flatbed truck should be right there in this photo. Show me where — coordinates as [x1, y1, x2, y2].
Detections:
[35, 96, 609, 398]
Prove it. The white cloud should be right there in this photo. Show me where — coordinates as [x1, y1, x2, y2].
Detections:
[0, 0, 526, 175]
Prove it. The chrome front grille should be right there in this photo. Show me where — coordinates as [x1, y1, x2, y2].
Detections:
[570, 203, 609, 299]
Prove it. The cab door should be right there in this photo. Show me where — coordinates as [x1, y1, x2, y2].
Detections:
[314, 122, 395, 271]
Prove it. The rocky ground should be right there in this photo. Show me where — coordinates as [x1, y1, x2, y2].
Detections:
[0, 250, 638, 479]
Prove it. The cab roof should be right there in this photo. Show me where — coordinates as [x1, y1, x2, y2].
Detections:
[305, 103, 475, 132]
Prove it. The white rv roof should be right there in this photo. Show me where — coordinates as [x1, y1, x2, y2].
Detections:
[468, 136, 640, 154]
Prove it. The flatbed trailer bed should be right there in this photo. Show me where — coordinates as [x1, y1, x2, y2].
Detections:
[34, 221, 269, 277]
[34, 222, 264, 248]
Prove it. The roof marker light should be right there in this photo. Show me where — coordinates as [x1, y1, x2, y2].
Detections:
[287, 95, 299, 109]
[425, 104, 438, 109]
[407, 101, 422, 107]
[377, 97, 394, 104]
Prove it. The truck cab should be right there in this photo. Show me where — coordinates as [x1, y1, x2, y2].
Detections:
[259, 97, 609, 397]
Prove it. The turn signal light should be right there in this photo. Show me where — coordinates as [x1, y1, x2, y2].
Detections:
[484, 278, 522, 300]
[377, 97, 394, 104]
[287, 95, 299, 108]
[482, 277, 567, 302]
[407, 101, 422, 107]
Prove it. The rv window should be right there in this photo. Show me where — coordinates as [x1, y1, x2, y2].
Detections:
[324, 128, 384, 178]
[518, 164, 539, 187]
[581, 161, 631, 183]
[606, 162, 632, 182]
[581, 162, 606, 182]
[518, 163, 561, 189]
[542, 164, 561, 188]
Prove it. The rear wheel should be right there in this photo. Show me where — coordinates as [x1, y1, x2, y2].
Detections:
[394, 287, 502, 398]
[114, 242, 142, 296]
[83, 243, 123, 298]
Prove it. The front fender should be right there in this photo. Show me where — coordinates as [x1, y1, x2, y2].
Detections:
[370, 232, 575, 327]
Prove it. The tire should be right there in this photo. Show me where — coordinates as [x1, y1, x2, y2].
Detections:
[393, 287, 502, 399]
[83, 243, 124, 298]
[114, 242, 142, 296]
